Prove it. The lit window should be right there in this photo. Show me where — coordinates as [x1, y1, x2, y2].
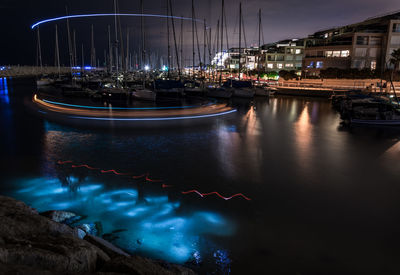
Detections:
[393, 23, 400, 33]
[277, 63, 283, 69]
[295, 49, 301, 54]
[370, 37, 382, 45]
[355, 48, 367, 57]
[371, 61, 377, 70]
[267, 63, 274, 69]
[316, 61, 323, 69]
[324, 33, 329, 38]
[285, 63, 294, 68]
[307, 61, 315, 68]
[341, 50, 350, 57]
[325, 51, 333, 57]
[332, 51, 341, 57]
[356, 36, 368, 45]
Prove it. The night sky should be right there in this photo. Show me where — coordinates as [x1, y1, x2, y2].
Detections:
[1, 0, 400, 66]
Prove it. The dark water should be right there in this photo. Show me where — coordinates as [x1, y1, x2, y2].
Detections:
[2, 78, 400, 274]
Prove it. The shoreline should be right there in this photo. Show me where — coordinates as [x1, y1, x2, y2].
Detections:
[0, 195, 195, 274]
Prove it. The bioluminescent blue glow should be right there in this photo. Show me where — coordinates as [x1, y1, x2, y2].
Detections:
[0, 78, 9, 104]
[41, 97, 206, 110]
[70, 109, 237, 121]
[31, 13, 208, 29]
[8, 176, 234, 264]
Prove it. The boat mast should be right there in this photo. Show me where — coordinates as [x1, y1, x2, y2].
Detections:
[73, 30, 77, 69]
[91, 25, 96, 67]
[257, 9, 261, 82]
[114, 0, 119, 80]
[126, 27, 130, 71]
[219, 0, 224, 85]
[167, 0, 171, 78]
[238, 2, 242, 81]
[81, 44, 84, 69]
[192, 0, 195, 80]
[180, 16, 183, 73]
[168, 0, 181, 78]
[55, 25, 60, 76]
[36, 27, 42, 70]
[203, 19, 206, 79]
[141, 0, 146, 70]
[108, 25, 113, 73]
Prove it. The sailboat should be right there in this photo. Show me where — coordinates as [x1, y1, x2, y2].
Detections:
[206, 0, 233, 99]
[230, 2, 255, 98]
[131, 0, 157, 101]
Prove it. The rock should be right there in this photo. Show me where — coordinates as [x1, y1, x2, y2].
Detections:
[0, 196, 110, 273]
[84, 235, 130, 258]
[77, 222, 102, 236]
[40, 210, 77, 223]
[99, 256, 196, 275]
[76, 228, 87, 239]
[0, 196, 195, 274]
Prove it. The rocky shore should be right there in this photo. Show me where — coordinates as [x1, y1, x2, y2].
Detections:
[0, 196, 195, 275]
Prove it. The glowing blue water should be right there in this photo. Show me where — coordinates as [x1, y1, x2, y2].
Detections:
[9, 176, 234, 265]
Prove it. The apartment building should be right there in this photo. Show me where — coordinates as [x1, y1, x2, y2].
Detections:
[303, 11, 400, 76]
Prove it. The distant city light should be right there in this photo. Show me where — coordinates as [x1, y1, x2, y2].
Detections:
[144, 65, 150, 71]
[162, 65, 168, 71]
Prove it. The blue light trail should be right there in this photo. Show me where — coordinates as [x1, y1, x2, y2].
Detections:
[31, 13, 208, 29]
[41, 98, 207, 110]
[69, 109, 237, 121]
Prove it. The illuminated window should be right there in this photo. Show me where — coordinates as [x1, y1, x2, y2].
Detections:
[369, 48, 379, 58]
[332, 51, 341, 57]
[285, 63, 294, 68]
[341, 50, 350, 57]
[356, 36, 368, 45]
[324, 33, 329, 38]
[276, 55, 284, 61]
[277, 63, 283, 69]
[316, 61, 323, 69]
[371, 61, 376, 70]
[267, 63, 274, 69]
[295, 49, 302, 54]
[370, 37, 382, 45]
[393, 23, 400, 33]
[355, 48, 367, 57]
[353, 60, 365, 69]
[325, 51, 333, 57]
[307, 61, 315, 68]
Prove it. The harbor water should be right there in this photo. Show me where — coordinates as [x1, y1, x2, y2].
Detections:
[1, 78, 400, 274]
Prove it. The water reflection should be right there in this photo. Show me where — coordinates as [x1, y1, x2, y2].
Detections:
[294, 103, 313, 171]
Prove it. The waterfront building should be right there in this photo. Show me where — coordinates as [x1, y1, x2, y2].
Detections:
[303, 11, 400, 77]
[260, 39, 305, 75]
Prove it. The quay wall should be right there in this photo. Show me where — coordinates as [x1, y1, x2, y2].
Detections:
[0, 66, 73, 78]
[278, 78, 400, 92]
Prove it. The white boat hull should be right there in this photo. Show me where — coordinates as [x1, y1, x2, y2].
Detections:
[132, 89, 156, 101]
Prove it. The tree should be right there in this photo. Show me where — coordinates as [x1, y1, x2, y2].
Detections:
[390, 48, 400, 71]
[389, 48, 400, 102]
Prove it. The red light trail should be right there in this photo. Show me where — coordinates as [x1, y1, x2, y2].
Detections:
[72, 164, 99, 170]
[181, 190, 252, 201]
[57, 160, 251, 201]
[101, 170, 131, 176]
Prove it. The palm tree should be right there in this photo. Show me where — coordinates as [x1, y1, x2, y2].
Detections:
[389, 48, 400, 102]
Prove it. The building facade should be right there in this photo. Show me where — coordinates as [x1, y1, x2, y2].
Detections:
[303, 12, 400, 76]
[260, 39, 305, 75]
